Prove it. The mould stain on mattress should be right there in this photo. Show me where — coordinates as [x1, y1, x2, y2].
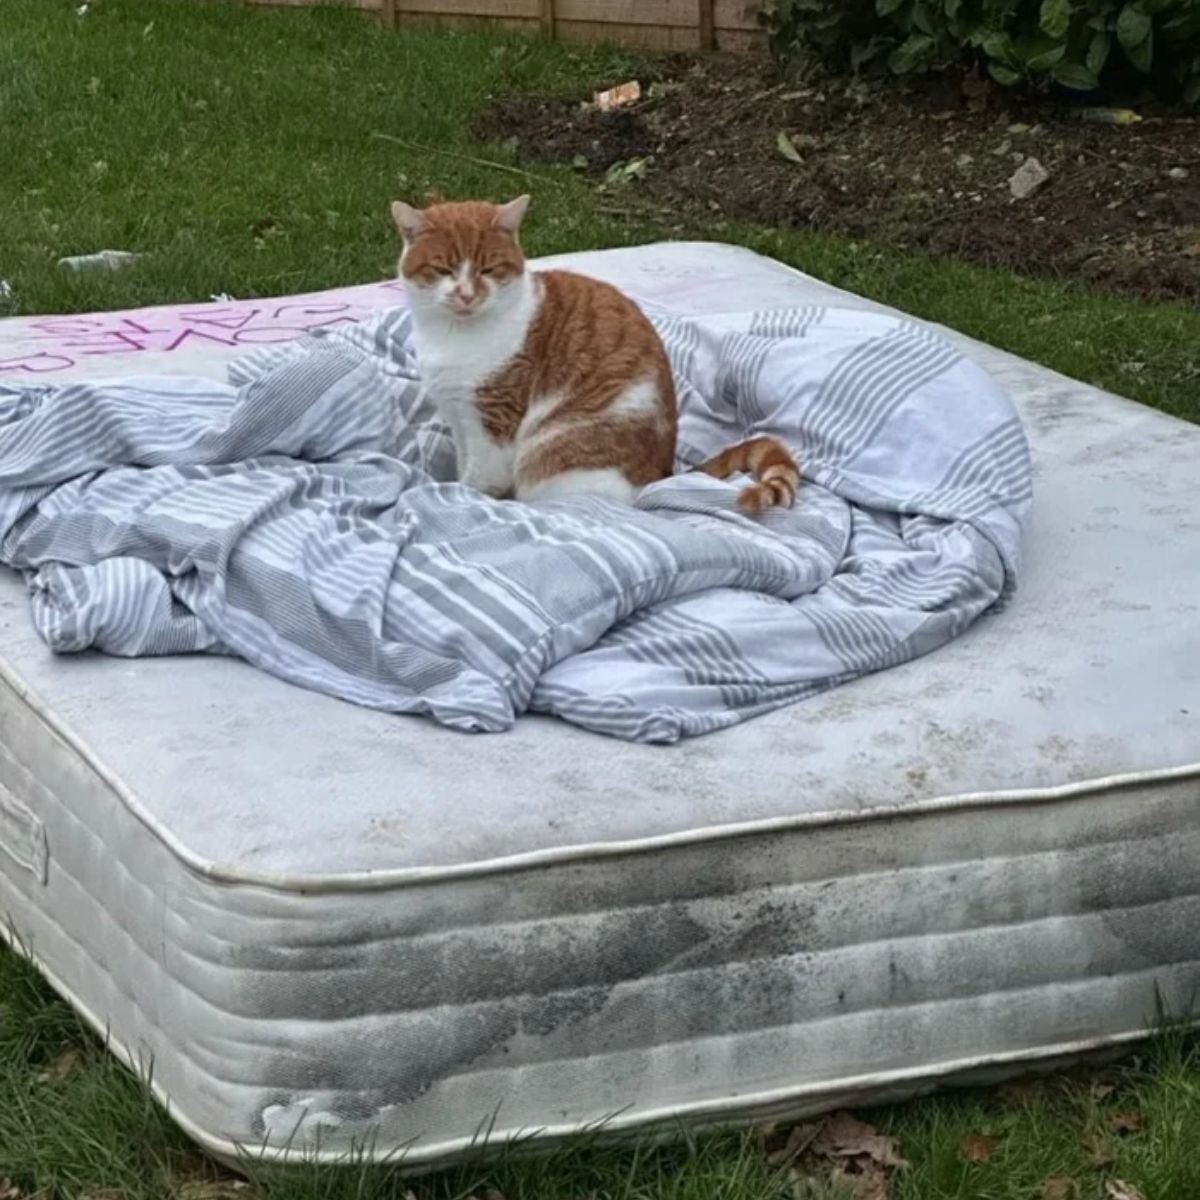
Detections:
[1034, 733, 1134, 781]
[243, 896, 719, 1126]
[243, 871, 842, 1138]
[253, 1002, 524, 1131]
[1022, 388, 1103, 438]
[1100, 902, 1200, 974]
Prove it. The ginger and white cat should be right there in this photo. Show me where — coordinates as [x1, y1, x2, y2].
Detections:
[391, 194, 800, 511]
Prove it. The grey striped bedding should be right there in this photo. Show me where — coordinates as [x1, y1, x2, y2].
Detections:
[0, 300, 1031, 742]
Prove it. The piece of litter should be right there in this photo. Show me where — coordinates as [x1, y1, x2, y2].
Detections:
[1081, 107, 1142, 126]
[209, 292, 236, 303]
[1104, 1181, 1147, 1200]
[76, 3, 89, 15]
[1167, 167, 1190, 181]
[1009, 156, 1050, 199]
[58, 250, 144, 272]
[593, 81, 640, 112]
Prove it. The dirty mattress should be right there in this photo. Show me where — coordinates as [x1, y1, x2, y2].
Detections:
[0, 242, 1197, 1167]
[0, 292, 1029, 743]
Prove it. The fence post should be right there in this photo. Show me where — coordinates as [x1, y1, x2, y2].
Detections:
[381, 0, 397, 26]
[697, 0, 714, 49]
[540, 0, 556, 38]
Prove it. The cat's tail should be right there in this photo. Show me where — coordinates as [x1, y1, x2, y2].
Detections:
[695, 436, 801, 513]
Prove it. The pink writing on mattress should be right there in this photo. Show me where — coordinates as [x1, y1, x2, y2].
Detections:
[0, 283, 408, 376]
[0, 260, 737, 378]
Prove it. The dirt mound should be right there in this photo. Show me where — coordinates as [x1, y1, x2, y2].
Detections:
[477, 56, 1200, 304]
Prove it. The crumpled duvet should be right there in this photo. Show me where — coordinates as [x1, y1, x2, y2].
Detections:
[0, 299, 1031, 742]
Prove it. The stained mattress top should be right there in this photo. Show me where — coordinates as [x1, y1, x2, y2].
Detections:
[0, 241, 1196, 882]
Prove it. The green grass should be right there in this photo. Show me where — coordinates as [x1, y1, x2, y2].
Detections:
[1, 0, 1197, 422]
[1, 2, 1198, 1197]
[2, 946, 1198, 1200]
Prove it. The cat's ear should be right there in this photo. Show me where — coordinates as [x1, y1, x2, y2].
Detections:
[391, 200, 427, 242]
[493, 194, 531, 235]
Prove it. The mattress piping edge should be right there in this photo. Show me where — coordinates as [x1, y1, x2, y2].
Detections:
[2, 649, 1198, 893]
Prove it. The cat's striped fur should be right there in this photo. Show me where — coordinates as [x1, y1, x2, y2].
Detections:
[392, 195, 800, 511]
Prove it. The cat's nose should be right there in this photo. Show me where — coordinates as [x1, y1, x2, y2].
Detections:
[449, 283, 480, 309]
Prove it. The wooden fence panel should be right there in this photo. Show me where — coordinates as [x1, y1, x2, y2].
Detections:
[554, 21, 705, 49]
[553, 0, 697, 24]
[713, 0, 759, 30]
[243, 0, 766, 51]
[393, 0, 538, 15]
[257, 0, 380, 7]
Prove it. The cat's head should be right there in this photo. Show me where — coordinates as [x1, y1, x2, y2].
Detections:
[391, 195, 530, 320]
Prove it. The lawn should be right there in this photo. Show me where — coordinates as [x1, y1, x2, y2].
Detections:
[2, 0, 1197, 421]
[0, 2, 1197, 1198]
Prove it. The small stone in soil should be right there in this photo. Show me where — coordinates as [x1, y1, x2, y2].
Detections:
[1009, 156, 1051, 199]
[1167, 167, 1190, 181]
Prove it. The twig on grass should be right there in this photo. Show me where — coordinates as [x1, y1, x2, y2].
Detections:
[370, 132, 559, 185]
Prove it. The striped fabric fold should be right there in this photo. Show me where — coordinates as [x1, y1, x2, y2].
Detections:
[0, 300, 1031, 742]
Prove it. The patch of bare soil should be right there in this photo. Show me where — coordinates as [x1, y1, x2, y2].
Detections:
[475, 56, 1200, 303]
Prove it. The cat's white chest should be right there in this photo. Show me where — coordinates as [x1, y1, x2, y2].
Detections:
[414, 297, 525, 380]
[409, 282, 538, 495]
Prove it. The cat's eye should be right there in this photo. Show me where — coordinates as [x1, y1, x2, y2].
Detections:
[433, 265, 454, 277]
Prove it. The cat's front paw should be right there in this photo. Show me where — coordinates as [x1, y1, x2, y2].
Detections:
[460, 466, 513, 501]
[477, 482, 513, 500]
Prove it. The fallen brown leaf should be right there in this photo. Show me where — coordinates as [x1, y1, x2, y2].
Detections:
[1000, 1076, 1045, 1104]
[177, 1179, 250, 1200]
[1083, 1132, 1116, 1167]
[1104, 1181, 1148, 1200]
[831, 1161, 891, 1200]
[785, 1165, 807, 1200]
[0, 1179, 20, 1200]
[767, 1122, 823, 1166]
[1040, 1177, 1075, 1200]
[35, 1048, 82, 1084]
[811, 1112, 908, 1170]
[958, 1133, 998, 1163]
[776, 130, 805, 165]
[1109, 1111, 1146, 1135]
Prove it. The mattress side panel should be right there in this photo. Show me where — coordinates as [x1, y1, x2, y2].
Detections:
[217, 783, 1200, 1157]
[1, 667, 1197, 1162]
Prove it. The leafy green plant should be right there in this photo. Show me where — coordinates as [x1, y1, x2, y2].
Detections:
[759, 0, 886, 76]
[759, 0, 1200, 103]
